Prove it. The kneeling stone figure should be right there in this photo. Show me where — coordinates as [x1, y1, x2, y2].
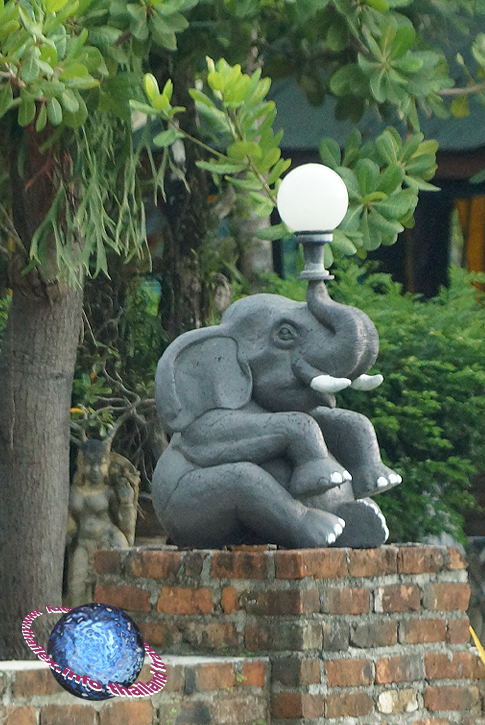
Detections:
[152, 279, 401, 549]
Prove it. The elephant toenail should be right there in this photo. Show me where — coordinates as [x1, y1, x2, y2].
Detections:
[330, 472, 343, 484]
[377, 476, 388, 487]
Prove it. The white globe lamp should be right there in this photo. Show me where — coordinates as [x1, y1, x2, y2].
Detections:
[276, 163, 349, 281]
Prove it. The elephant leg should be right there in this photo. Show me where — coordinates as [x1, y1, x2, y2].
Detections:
[162, 462, 345, 549]
[311, 407, 401, 499]
[330, 499, 389, 548]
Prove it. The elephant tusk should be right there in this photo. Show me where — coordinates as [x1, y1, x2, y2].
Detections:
[350, 373, 383, 391]
[310, 374, 351, 393]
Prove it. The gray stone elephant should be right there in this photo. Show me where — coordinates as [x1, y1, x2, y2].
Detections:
[152, 280, 401, 549]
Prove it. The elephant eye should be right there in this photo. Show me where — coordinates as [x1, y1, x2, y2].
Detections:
[277, 324, 298, 341]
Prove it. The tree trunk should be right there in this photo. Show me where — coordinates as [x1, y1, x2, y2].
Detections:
[0, 134, 83, 659]
[0, 284, 83, 658]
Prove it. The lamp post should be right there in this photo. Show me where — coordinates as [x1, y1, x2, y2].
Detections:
[276, 163, 349, 281]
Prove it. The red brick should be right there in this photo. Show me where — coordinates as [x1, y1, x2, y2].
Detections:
[241, 660, 266, 687]
[195, 662, 236, 691]
[221, 586, 240, 613]
[96, 583, 150, 611]
[321, 587, 370, 615]
[272, 692, 324, 719]
[375, 584, 420, 613]
[184, 551, 208, 577]
[447, 617, 470, 644]
[244, 622, 270, 653]
[3, 706, 37, 725]
[211, 551, 269, 579]
[425, 652, 473, 680]
[126, 549, 182, 578]
[376, 654, 424, 683]
[99, 700, 153, 725]
[240, 588, 320, 615]
[162, 664, 184, 691]
[423, 583, 471, 611]
[348, 547, 397, 577]
[424, 685, 479, 711]
[400, 619, 446, 644]
[13, 668, 62, 696]
[184, 621, 239, 651]
[156, 586, 214, 615]
[351, 620, 397, 648]
[40, 705, 97, 725]
[447, 547, 467, 570]
[274, 549, 347, 579]
[272, 657, 320, 687]
[325, 658, 373, 687]
[325, 692, 373, 718]
[137, 620, 181, 647]
[397, 546, 444, 574]
[93, 549, 123, 574]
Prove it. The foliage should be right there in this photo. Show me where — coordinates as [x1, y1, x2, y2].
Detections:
[134, 59, 291, 241]
[319, 126, 438, 264]
[256, 262, 485, 543]
[0, 0, 198, 281]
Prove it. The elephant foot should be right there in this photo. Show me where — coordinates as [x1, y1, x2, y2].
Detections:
[289, 459, 351, 498]
[297, 509, 346, 547]
[350, 463, 401, 499]
[331, 499, 389, 548]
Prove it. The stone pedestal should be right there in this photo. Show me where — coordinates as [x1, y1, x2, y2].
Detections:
[94, 545, 485, 724]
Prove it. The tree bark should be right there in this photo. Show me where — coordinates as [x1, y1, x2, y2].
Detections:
[0, 133, 83, 659]
[0, 284, 83, 658]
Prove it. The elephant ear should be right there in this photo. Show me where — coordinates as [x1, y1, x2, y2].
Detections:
[156, 328, 252, 432]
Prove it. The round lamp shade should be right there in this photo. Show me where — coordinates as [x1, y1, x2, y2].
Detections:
[276, 163, 349, 232]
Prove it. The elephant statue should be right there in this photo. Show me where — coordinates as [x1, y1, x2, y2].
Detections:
[151, 279, 401, 549]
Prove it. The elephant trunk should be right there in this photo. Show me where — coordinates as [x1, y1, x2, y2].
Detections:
[305, 280, 379, 378]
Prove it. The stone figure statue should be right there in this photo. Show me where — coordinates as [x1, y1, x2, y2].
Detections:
[66, 439, 140, 606]
[151, 278, 401, 549]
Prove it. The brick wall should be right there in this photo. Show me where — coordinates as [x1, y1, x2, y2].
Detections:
[0, 655, 269, 725]
[93, 544, 485, 724]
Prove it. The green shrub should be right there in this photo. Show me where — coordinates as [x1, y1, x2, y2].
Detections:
[257, 262, 485, 544]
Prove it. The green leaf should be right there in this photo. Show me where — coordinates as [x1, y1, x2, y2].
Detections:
[392, 57, 423, 74]
[0, 83, 13, 120]
[228, 141, 263, 160]
[390, 25, 415, 59]
[18, 97, 36, 126]
[144, 73, 159, 101]
[226, 176, 264, 191]
[256, 223, 289, 241]
[375, 188, 417, 218]
[450, 95, 469, 118]
[356, 158, 380, 195]
[400, 133, 423, 162]
[20, 49, 41, 84]
[61, 89, 79, 113]
[366, 0, 388, 11]
[329, 64, 356, 96]
[47, 97, 63, 125]
[319, 138, 341, 168]
[88, 26, 122, 46]
[257, 147, 281, 174]
[331, 231, 357, 255]
[376, 164, 404, 194]
[59, 63, 89, 80]
[0, 0, 4, 19]
[268, 158, 291, 185]
[197, 159, 247, 174]
[35, 103, 47, 132]
[45, 0, 70, 11]
[343, 128, 362, 166]
[61, 95, 87, 128]
[153, 128, 184, 147]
